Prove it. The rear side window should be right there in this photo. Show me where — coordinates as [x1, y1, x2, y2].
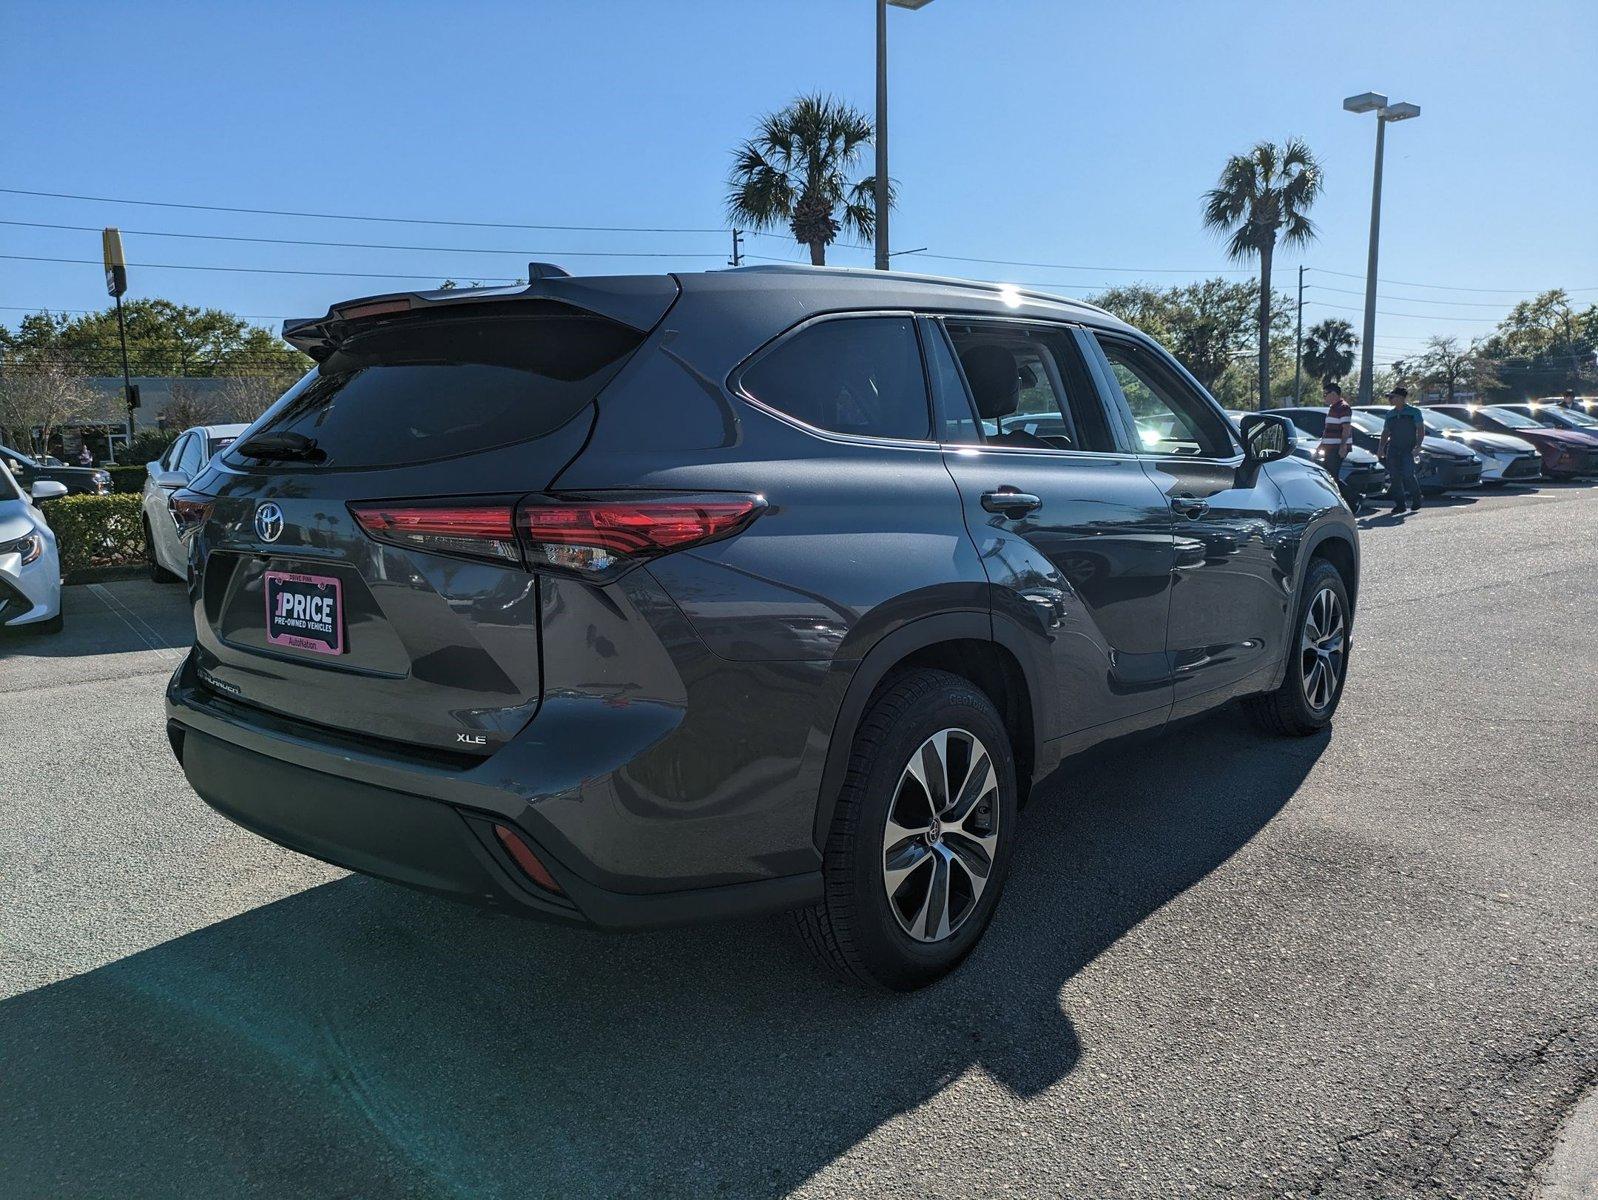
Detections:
[739, 316, 931, 441]
[231, 311, 643, 469]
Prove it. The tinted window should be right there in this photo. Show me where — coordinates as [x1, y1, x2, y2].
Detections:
[740, 317, 930, 440]
[1095, 336, 1234, 457]
[231, 311, 643, 470]
[0, 461, 20, 501]
[1481, 407, 1543, 430]
[941, 321, 1117, 452]
[177, 435, 204, 476]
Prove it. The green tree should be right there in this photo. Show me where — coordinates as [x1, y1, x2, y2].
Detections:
[1092, 278, 1287, 398]
[726, 93, 888, 266]
[1408, 335, 1490, 404]
[0, 300, 308, 379]
[1474, 289, 1597, 398]
[1300, 318, 1358, 387]
[1201, 139, 1324, 411]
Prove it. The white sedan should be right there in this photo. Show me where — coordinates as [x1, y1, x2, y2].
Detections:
[141, 423, 247, 581]
[0, 462, 66, 634]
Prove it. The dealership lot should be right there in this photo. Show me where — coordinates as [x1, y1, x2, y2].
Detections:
[2, 485, 1595, 1198]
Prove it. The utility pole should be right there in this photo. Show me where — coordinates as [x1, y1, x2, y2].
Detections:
[874, 0, 890, 270]
[729, 229, 743, 268]
[101, 228, 135, 462]
[1294, 264, 1305, 401]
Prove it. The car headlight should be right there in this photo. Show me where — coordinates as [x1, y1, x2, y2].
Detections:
[94, 470, 111, 484]
[1, 532, 44, 566]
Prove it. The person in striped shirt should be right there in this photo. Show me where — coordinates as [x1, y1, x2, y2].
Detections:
[1320, 381, 1354, 480]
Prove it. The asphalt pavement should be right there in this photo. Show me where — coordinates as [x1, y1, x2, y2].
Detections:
[2, 482, 1595, 1199]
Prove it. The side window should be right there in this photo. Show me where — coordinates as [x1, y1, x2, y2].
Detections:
[1094, 336, 1236, 458]
[941, 321, 1117, 452]
[177, 435, 204, 476]
[161, 435, 187, 471]
[739, 316, 931, 441]
[1290, 410, 1326, 437]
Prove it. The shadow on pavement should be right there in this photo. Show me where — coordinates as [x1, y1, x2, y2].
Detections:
[0, 708, 1324, 1198]
[0, 579, 189, 663]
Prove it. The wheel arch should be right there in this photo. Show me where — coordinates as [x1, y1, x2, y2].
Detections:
[813, 612, 1053, 850]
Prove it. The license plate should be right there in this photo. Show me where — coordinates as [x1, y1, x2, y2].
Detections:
[264, 570, 344, 655]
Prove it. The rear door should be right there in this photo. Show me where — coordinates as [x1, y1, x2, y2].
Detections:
[929, 317, 1175, 742]
[1085, 331, 1290, 715]
[187, 299, 665, 757]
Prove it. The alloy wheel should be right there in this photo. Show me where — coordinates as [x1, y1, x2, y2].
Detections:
[1300, 587, 1346, 712]
[881, 729, 1000, 943]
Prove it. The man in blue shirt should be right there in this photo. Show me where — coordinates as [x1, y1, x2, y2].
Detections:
[1378, 386, 1427, 514]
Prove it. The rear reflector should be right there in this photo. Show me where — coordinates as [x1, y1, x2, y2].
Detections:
[492, 825, 563, 894]
[348, 492, 764, 578]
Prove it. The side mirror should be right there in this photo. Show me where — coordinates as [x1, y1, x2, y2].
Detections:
[152, 469, 188, 490]
[31, 479, 69, 502]
[1240, 413, 1294, 464]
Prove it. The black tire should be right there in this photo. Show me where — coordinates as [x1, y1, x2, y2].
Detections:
[1244, 558, 1352, 736]
[793, 668, 1018, 991]
[143, 517, 176, 583]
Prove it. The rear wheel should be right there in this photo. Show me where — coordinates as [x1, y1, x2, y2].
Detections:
[1244, 558, 1351, 736]
[793, 668, 1018, 990]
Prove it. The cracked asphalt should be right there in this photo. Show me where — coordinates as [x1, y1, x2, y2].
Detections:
[1, 482, 1595, 1198]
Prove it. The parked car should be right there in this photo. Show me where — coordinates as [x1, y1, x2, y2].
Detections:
[0, 444, 111, 497]
[1265, 406, 1484, 493]
[141, 423, 249, 581]
[164, 266, 1359, 990]
[1428, 404, 1598, 478]
[1496, 401, 1598, 438]
[1361, 405, 1542, 485]
[1226, 410, 1387, 507]
[0, 462, 66, 634]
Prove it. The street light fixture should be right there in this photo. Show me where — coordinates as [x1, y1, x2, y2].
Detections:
[876, 0, 934, 271]
[1345, 90, 1422, 404]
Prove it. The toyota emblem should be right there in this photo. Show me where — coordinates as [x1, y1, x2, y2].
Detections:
[255, 502, 285, 543]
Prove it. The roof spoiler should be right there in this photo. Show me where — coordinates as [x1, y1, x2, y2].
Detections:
[282, 269, 678, 360]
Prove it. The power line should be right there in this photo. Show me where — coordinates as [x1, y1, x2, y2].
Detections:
[0, 186, 729, 235]
[892, 250, 1254, 276]
[1308, 266, 1598, 295]
[0, 254, 519, 283]
[0, 219, 728, 259]
[1304, 283, 1514, 310]
[1301, 298, 1499, 324]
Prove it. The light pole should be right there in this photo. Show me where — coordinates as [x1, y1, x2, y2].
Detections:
[875, 0, 933, 271]
[1344, 92, 1421, 404]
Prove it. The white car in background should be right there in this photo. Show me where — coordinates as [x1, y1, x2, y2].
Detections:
[0, 462, 66, 634]
[141, 424, 248, 581]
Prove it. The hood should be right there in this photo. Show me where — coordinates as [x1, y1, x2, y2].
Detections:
[1529, 426, 1598, 448]
[1422, 435, 1476, 459]
[1442, 429, 1537, 454]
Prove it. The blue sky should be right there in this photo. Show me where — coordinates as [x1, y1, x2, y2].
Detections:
[3, 0, 1595, 367]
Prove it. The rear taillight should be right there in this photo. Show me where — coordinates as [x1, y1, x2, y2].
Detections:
[170, 490, 214, 537]
[348, 492, 764, 579]
[350, 502, 521, 564]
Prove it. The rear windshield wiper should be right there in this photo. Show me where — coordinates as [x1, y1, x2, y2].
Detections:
[237, 431, 326, 463]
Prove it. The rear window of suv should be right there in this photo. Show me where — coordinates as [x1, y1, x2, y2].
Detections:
[738, 316, 931, 441]
[229, 310, 643, 469]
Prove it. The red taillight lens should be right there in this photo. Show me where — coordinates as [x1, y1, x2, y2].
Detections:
[170, 490, 214, 537]
[492, 824, 563, 894]
[516, 495, 763, 578]
[350, 501, 521, 564]
[347, 493, 764, 577]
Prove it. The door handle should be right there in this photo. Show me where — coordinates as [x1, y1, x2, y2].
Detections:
[1171, 496, 1210, 518]
[981, 489, 1043, 516]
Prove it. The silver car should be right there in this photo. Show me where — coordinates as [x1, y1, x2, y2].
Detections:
[141, 424, 248, 581]
[1411, 406, 1543, 485]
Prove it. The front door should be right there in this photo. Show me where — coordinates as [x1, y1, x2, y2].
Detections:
[926, 317, 1175, 748]
[1084, 331, 1290, 716]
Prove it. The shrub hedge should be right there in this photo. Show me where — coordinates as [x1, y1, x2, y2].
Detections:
[46, 493, 146, 578]
[106, 465, 147, 494]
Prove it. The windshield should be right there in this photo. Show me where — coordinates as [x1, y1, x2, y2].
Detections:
[0, 460, 21, 502]
[1350, 411, 1387, 435]
[1422, 410, 1475, 433]
[1543, 406, 1598, 428]
[0, 445, 39, 469]
[1483, 407, 1544, 430]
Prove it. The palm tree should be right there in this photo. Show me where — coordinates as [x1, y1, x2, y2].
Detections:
[1202, 140, 1324, 407]
[726, 93, 889, 266]
[1301, 318, 1358, 386]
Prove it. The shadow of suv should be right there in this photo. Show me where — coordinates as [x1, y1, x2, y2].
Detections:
[164, 265, 1359, 989]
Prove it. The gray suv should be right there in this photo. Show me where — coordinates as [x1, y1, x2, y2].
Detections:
[165, 266, 1358, 989]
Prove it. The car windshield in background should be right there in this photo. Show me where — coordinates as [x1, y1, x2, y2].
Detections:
[1350, 411, 1387, 435]
[0, 461, 20, 501]
[229, 311, 644, 470]
[1422, 410, 1475, 433]
[207, 436, 237, 456]
[1484, 407, 1545, 430]
[1542, 407, 1598, 428]
[1, 446, 40, 469]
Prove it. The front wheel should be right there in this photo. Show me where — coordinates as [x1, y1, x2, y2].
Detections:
[793, 668, 1018, 990]
[1244, 559, 1351, 736]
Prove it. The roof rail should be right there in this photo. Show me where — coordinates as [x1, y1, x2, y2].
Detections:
[722, 262, 1110, 317]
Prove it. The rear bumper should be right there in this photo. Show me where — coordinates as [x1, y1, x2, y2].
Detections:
[165, 656, 821, 930]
